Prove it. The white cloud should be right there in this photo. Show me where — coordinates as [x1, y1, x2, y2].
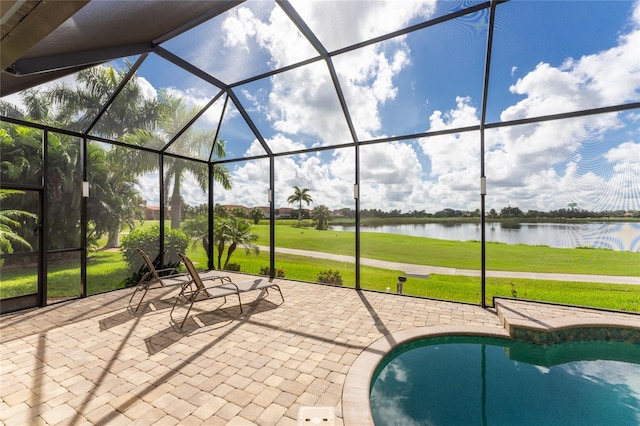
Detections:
[289, 0, 437, 51]
[334, 44, 411, 139]
[0, 73, 78, 115]
[267, 151, 354, 209]
[358, 141, 448, 211]
[137, 76, 157, 101]
[223, 4, 317, 67]
[135, 172, 160, 206]
[223, 1, 434, 145]
[127, 0, 640, 216]
[267, 61, 351, 144]
[502, 7, 640, 122]
[605, 140, 640, 164]
[222, 6, 258, 52]
[478, 1, 640, 213]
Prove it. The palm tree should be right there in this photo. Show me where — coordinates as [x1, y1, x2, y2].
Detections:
[157, 93, 232, 229]
[0, 190, 38, 265]
[90, 145, 147, 248]
[311, 205, 332, 230]
[287, 186, 313, 227]
[1, 122, 84, 251]
[247, 207, 265, 224]
[221, 216, 259, 269]
[214, 217, 230, 269]
[47, 64, 159, 135]
[43, 64, 160, 248]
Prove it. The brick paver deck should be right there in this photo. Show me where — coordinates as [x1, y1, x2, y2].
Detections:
[1, 277, 637, 425]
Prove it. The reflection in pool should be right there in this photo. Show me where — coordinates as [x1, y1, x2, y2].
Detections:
[370, 336, 640, 426]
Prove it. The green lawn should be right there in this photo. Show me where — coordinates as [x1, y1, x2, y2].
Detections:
[2, 222, 638, 312]
[256, 224, 638, 276]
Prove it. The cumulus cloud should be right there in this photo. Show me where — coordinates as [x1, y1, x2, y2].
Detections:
[502, 3, 640, 121]
[137, 76, 157, 101]
[334, 44, 411, 139]
[360, 141, 427, 210]
[227, 1, 436, 146]
[224, 4, 317, 67]
[222, 1, 441, 211]
[289, 0, 437, 51]
[267, 61, 352, 144]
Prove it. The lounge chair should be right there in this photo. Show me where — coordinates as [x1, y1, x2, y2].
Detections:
[171, 253, 243, 327]
[172, 253, 285, 328]
[128, 248, 194, 312]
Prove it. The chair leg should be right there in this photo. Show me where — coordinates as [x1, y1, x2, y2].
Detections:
[236, 293, 243, 313]
[174, 290, 200, 329]
[275, 285, 284, 302]
[170, 288, 190, 325]
[129, 287, 140, 304]
[134, 288, 149, 312]
[180, 301, 194, 328]
[130, 272, 151, 308]
[169, 294, 182, 322]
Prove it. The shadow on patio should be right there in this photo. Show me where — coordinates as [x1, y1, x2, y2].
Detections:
[2, 277, 636, 425]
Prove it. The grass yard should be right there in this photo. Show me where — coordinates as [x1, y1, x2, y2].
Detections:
[258, 224, 638, 276]
[1, 222, 638, 312]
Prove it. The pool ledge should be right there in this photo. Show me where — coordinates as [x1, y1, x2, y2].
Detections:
[342, 325, 510, 426]
[495, 299, 640, 346]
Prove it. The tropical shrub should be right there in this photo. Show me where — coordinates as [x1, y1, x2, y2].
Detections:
[317, 269, 343, 285]
[311, 204, 331, 230]
[120, 251, 178, 289]
[216, 216, 259, 269]
[259, 265, 286, 277]
[120, 224, 189, 272]
[225, 262, 241, 272]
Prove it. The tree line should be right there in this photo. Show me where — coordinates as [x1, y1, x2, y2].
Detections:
[332, 207, 637, 219]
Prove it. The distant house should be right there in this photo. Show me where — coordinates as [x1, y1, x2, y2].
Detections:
[277, 207, 293, 219]
[144, 206, 169, 220]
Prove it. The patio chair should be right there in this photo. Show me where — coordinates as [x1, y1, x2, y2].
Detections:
[172, 253, 285, 328]
[128, 248, 193, 312]
[171, 253, 243, 328]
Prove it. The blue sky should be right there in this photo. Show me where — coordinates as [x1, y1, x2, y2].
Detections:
[4, 0, 639, 214]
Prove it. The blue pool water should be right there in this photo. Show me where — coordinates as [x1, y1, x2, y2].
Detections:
[370, 336, 640, 426]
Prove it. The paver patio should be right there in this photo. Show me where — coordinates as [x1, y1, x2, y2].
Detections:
[1, 276, 637, 425]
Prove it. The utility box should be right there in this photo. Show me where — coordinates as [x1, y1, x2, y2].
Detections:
[297, 406, 336, 425]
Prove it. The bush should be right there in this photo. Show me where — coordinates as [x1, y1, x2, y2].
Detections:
[120, 251, 179, 289]
[225, 263, 241, 272]
[120, 225, 189, 273]
[317, 269, 343, 285]
[259, 265, 286, 277]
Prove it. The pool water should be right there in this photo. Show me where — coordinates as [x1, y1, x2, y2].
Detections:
[370, 336, 640, 426]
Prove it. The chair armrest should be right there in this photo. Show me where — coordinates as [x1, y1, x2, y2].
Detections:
[156, 267, 181, 276]
[203, 276, 240, 292]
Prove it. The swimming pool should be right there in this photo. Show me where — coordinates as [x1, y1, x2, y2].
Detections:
[370, 336, 640, 426]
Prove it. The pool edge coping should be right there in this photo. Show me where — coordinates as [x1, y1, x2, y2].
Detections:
[342, 305, 640, 426]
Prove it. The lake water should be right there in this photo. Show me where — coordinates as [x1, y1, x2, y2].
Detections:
[331, 222, 640, 252]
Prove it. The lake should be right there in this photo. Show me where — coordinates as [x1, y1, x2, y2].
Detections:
[331, 222, 640, 252]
